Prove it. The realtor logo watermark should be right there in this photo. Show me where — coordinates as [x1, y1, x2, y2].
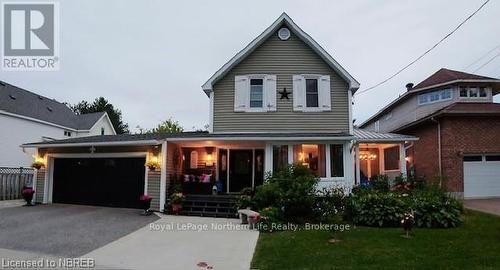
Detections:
[2, 2, 59, 71]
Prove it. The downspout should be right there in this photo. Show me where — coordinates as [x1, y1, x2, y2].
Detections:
[431, 117, 442, 187]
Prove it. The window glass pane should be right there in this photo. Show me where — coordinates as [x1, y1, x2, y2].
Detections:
[383, 146, 399, 171]
[419, 94, 428, 104]
[441, 89, 451, 99]
[469, 87, 478, 97]
[430, 92, 440, 101]
[306, 79, 318, 107]
[250, 79, 263, 108]
[330, 145, 344, 177]
[460, 87, 468, 97]
[463, 156, 482, 162]
[479, 87, 487, 97]
[293, 144, 326, 177]
[486, 155, 500, 161]
[273, 145, 288, 172]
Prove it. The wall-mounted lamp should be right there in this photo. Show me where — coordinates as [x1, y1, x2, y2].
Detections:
[31, 155, 46, 170]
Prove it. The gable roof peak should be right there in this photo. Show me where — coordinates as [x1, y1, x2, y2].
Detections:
[201, 13, 359, 96]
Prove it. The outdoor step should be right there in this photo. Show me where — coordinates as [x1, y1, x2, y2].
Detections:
[179, 210, 238, 219]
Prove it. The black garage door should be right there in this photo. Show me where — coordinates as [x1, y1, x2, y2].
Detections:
[53, 157, 146, 208]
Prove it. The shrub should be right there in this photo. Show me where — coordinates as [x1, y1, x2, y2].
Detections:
[256, 206, 284, 232]
[252, 164, 319, 223]
[411, 188, 463, 228]
[349, 190, 409, 227]
[371, 174, 390, 192]
[314, 186, 348, 223]
[348, 185, 463, 228]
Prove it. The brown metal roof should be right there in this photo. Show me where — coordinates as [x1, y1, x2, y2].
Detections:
[412, 68, 499, 90]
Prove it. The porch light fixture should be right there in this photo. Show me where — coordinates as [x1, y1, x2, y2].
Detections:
[31, 155, 46, 169]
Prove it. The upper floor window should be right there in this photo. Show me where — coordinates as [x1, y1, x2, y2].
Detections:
[418, 88, 452, 105]
[234, 75, 276, 112]
[293, 75, 331, 112]
[101, 127, 105, 135]
[64, 131, 71, 137]
[249, 79, 264, 108]
[459, 86, 488, 98]
[306, 79, 319, 108]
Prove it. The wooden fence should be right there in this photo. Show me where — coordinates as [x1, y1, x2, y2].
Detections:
[0, 167, 34, 200]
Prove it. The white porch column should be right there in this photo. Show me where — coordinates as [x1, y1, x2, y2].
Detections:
[399, 143, 407, 177]
[159, 141, 168, 212]
[287, 144, 293, 164]
[264, 143, 273, 176]
[355, 144, 360, 185]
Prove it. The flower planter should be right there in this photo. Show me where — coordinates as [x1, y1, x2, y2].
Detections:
[140, 194, 153, 215]
[171, 203, 182, 215]
[21, 188, 35, 206]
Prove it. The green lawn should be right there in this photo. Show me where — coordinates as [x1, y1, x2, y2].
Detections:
[251, 210, 500, 270]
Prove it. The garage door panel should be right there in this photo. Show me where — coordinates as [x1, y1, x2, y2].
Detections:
[53, 157, 146, 208]
[464, 159, 500, 198]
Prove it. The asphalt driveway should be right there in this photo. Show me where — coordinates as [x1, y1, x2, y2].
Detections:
[0, 204, 159, 257]
[465, 198, 500, 216]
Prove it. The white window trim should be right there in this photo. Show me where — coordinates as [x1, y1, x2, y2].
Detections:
[458, 86, 490, 99]
[418, 88, 453, 105]
[302, 74, 322, 111]
[247, 74, 267, 112]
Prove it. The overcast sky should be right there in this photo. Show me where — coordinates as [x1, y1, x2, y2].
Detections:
[2, 0, 499, 133]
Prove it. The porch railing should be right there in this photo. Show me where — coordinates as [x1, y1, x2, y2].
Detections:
[0, 167, 34, 201]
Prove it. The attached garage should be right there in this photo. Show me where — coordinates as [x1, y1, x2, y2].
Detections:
[464, 155, 500, 198]
[52, 157, 146, 208]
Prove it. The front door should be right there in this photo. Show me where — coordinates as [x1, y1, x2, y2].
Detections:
[229, 150, 253, 192]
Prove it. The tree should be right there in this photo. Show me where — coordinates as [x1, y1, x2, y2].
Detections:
[147, 118, 184, 134]
[71, 97, 129, 134]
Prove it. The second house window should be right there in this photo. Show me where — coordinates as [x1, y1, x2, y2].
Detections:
[306, 79, 319, 108]
[250, 79, 264, 108]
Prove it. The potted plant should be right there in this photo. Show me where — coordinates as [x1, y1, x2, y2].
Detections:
[31, 161, 44, 170]
[139, 194, 153, 215]
[145, 160, 160, 171]
[169, 192, 184, 215]
[21, 187, 35, 206]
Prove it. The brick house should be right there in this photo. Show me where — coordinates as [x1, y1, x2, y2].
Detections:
[360, 68, 500, 198]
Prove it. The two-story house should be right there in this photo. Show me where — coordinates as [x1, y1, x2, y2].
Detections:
[360, 68, 500, 199]
[22, 13, 415, 213]
[0, 81, 116, 168]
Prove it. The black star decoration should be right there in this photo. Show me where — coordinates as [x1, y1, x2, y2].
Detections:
[279, 87, 291, 99]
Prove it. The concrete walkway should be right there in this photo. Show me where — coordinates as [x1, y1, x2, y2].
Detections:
[0, 199, 25, 209]
[84, 214, 259, 270]
[465, 198, 500, 216]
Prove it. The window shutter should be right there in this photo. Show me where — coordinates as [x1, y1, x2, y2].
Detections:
[319, 75, 331, 111]
[234, 75, 249, 112]
[264, 75, 277, 111]
[292, 75, 305, 111]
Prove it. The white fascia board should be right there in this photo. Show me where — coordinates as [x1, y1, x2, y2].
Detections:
[0, 110, 78, 131]
[201, 13, 360, 95]
[165, 136, 355, 142]
[22, 140, 161, 148]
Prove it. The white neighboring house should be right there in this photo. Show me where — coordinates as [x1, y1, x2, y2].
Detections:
[0, 81, 116, 167]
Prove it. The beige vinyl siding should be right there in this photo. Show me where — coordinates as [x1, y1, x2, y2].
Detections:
[35, 169, 45, 203]
[212, 28, 350, 133]
[147, 170, 160, 211]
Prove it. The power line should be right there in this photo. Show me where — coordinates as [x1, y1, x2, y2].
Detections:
[473, 50, 500, 72]
[356, 0, 490, 96]
[464, 43, 500, 70]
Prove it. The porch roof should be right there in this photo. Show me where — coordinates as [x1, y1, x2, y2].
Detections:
[353, 128, 418, 143]
[21, 131, 354, 148]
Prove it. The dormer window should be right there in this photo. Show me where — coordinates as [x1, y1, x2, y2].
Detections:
[459, 86, 488, 98]
[418, 88, 452, 105]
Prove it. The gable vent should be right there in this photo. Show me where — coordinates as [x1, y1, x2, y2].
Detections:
[9, 94, 16, 100]
[0, 81, 5, 86]
[38, 96, 44, 100]
[47, 106, 53, 112]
